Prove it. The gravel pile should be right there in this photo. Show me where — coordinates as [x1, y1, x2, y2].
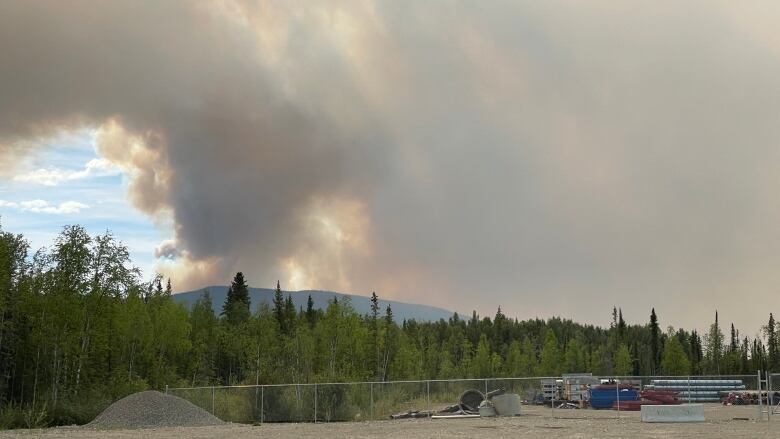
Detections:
[87, 391, 225, 429]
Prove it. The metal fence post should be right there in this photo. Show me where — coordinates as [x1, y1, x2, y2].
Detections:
[261, 386, 264, 424]
[687, 375, 691, 404]
[759, 370, 763, 421]
[370, 382, 374, 420]
[426, 380, 431, 419]
[314, 384, 318, 423]
[165, 384, 168, 395]
[211, 386, 215, 415]
[769, 372, 774, 419]
[615, 378, 620, 418]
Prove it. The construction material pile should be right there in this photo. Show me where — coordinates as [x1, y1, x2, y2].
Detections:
[87, 391, 225, 429]
[648, 379, 745, 402]
[588, 383, 638, 409]
[613, 390, 682, 411]
[391, 388, 521, 419]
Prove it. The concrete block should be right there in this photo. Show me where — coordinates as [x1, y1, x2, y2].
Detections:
[641, 404, 705, 423]
[492, 394, 521, 416]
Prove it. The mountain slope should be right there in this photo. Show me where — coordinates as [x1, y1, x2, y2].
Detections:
[172, 286, 455, 323]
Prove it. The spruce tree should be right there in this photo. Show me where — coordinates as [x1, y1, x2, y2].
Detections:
[155, 276, 164, 296]
[649, 308, 660, 373]
[689, 330, 703, 374]
[222, 272, 250, 325]
[305, 294, 315, 327]
[617, 308, 626, 342]
[612, 306, 618, 329]
[752, 338, 767, 371]
[272, 280, 284, 327]
[283, 294, 296, 333]
[705, 311, 724, 374]
[767, 313, 777, 371]
[381, 304, 396, 381]
[741, 337, 751, 373]
[369, 292, 380, 378]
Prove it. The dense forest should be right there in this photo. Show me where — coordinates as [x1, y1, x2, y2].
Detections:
[1, 223, 778, 427]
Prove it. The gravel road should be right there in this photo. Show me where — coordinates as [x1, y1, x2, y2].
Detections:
[2, 404, 777, 438]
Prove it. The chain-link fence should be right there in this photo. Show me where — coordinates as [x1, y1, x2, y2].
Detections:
[167, 373, 770, 424]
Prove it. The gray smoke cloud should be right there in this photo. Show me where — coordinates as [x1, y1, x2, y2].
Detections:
[2, 1, 780, 334]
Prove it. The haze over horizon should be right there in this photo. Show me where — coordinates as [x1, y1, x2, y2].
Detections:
[2, 1, 780, 336]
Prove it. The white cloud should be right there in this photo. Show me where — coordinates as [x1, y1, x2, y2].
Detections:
[0, 199, 90, 214]
[13, 158, 121, 186]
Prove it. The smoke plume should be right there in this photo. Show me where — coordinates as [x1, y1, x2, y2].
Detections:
[2, 1, 780, 332]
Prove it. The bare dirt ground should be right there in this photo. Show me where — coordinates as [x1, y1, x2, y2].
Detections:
[2, 404, 778, 439]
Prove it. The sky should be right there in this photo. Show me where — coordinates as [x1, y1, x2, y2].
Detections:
[0, 129, 164, 277]
[1, 1, 780, 336]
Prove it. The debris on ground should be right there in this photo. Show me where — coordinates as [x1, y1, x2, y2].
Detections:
[391, 388, 520, 419]
[478, 400, 497, 417]
[389, 410, 435, 419]
[613, 389, 683, 411]
[87, 391, 225, 429]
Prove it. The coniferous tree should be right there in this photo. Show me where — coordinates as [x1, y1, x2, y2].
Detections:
[689, 330, 703, 374]
[222, 272, 250, 325]
[752, 338, 767, 371]
[155, 276, 164, 296]
[612, 306, 618, 329]
[766, 313, 778, 371]
[722, 323, 742, 374]
[305, 294, 316, 327]
[741, 337, 751, 373]
[369, 291, 380, 378]
[272, 280, 284, 328]
[649, 308, 660, 373]
[617, 308, 626, 343]
[704, 311, 724, 374]
[282, 294, 296, 334]
[380, 304, 396, 381]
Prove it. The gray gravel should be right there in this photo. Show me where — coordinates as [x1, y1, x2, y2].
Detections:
[86, 391, 225, 429]
[2, 405, 773, 439]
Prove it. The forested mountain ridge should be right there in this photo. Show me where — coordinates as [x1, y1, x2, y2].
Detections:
[172, 286, 454, 323]
[1, 224, 778, 428]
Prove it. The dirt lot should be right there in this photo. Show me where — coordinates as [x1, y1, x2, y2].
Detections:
[1, 404, 777, 438]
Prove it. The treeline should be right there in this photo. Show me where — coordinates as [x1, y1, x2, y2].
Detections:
[0, 224, 778, 426]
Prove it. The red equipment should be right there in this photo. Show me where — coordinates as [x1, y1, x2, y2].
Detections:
[610, 389, 681, 411]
